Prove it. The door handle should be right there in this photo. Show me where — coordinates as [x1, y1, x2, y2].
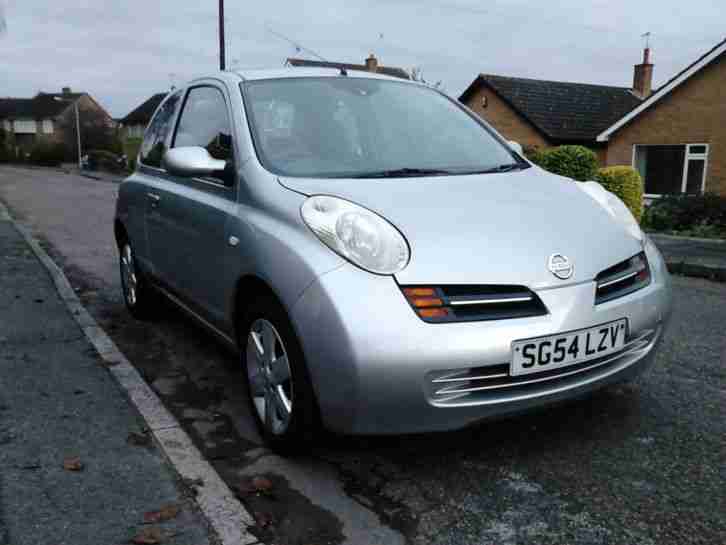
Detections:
[147, 192, 161, 208]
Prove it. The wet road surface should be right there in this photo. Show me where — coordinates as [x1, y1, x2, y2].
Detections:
[1, 166, 724, 545]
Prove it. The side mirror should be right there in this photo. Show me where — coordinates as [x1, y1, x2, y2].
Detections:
[508, 140, 524, 155]
[163, 147, 226, 178]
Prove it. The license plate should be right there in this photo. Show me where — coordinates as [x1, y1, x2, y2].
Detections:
[511, 319, 628, 376]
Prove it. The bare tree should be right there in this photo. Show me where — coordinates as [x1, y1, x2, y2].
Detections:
[56, 102, 120, 159]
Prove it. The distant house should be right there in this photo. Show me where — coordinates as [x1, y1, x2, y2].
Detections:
[458, 73, 641, 162]
[460, 38, 726, 197]
[598, 38, 726, 198]
[0, 87, 113, 154]
[286, 54, 410, 80]
[120, 93, 167, 139]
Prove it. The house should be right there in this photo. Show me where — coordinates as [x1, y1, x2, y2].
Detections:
[460, 38, 726, 197]
[120, 93, 168, 139]
[0, 87, 113, 154]
[458, 71, 643, 162]
[598, 38, 726, 198]
[286, 54, 410, 80]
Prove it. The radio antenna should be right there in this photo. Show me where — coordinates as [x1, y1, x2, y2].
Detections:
[265, 24, 328, 62]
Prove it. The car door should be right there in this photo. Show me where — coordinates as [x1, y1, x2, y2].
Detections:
[150, 83, 240, 330]
[137, 90, 183, 281]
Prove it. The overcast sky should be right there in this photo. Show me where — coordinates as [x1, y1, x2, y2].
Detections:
[1, 1, 723, 117]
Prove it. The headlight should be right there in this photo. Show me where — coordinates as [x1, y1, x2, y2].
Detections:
[301, 195, 410, 275]
[578, 181, 643, 241]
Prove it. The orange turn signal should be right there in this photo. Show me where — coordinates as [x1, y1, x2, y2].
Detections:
[418, 307, 449, 319]
[403, 287, 436, 298]
[409, 297, 443, 308]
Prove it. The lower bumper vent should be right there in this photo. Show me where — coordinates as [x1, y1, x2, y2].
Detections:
[427, 328, 656, 406]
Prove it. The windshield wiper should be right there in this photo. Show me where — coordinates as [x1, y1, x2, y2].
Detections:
[350, 167, 455, 178]
[462, 163, 527, 174]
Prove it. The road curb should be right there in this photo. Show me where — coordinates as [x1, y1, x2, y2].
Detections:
[0, 201, 259, 545]
[648, 232, 726, 244]
[665, 260, 726, 282]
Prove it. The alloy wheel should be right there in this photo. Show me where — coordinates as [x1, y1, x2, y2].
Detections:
[246, 318, 294, 435]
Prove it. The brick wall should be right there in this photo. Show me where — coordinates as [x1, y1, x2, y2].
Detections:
[604, 53, 726, 196]
[462, 86, 550, 150]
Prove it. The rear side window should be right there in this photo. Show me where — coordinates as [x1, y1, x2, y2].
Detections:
[139, 91, 181, 168]
[173, 86, 234, 164]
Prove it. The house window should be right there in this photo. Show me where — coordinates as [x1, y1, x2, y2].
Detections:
[42, 120, 54, 134]
[633, 144, 709, 196]
[13, 120, 37, 134]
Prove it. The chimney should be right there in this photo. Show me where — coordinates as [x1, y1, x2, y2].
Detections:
[365, 54, 378, 73]
[632, 48, 653, 99]
[62, 86, 72, 96]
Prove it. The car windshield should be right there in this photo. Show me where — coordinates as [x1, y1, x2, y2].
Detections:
[242, 77, 524, 179]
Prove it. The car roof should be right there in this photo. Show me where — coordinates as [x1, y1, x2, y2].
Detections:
[235, 66, 408, 82]
[187, 67, 415, 85]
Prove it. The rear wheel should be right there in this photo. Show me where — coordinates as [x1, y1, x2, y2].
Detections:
[241, 295, 319, 452]
[119, 241, 158, 320]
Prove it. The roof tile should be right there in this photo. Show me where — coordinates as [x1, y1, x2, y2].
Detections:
[460, 75, 642, 142]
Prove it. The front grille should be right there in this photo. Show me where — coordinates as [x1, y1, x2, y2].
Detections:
[595, 252, 650, 304]
[400, 284, 548, 323]
[427, 328, 656, 406]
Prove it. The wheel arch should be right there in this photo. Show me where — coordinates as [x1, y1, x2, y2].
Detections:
[114, 218, 128, 249]
[232, 274, 289, 344]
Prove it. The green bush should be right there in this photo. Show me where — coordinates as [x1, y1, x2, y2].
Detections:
[524, 148, 547, 169]
[124, 137, 143, 163]
[28, 142, 65, 167]
[594, 166, 644, 221]
[641, 193, 726, 238]
[531, 145, 599, 181]
[0, 128, 6, 162]
[86, 149, 123, 172]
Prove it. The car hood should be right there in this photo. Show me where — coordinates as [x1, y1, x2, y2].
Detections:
[278, 168, 643, 288]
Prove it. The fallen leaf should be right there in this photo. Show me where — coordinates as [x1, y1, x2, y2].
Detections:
[253, 511, 274, 528]
[251, 476, 273, 493]
[130, 527, 164, 544]
[127, 431, 152, 447]
[143, 504, 180, 524]
[233, 475, 274, 497]
[63, 457, 83, 471]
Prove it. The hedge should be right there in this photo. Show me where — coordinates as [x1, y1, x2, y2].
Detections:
[28, 142, 65, 167]
[641, 193, 726, 238]
[528, 145, 599, 181]
[594, 166, 644, 221]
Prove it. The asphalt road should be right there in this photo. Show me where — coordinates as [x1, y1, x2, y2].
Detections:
[1, 165, 724, 545]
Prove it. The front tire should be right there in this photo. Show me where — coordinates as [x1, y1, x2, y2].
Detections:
[119, 241, 158, 320]
[240, 295, 319, 453]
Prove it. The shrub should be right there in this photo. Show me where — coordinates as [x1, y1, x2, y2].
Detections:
[524, 146, 547, 168]
[594, 166, 644, 221]
[532, 145, 599, 181]
[124, 137, 143, 163]
[28, 142, 65, 167]
[86, 149, 123, 172]
[641, 193, 726, 237]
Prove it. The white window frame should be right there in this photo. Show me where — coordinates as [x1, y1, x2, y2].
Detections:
[632, 143, 709, 198]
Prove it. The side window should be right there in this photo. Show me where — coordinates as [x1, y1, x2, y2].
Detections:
[173, 87, 234, 170]
[139, 91, 181, 168]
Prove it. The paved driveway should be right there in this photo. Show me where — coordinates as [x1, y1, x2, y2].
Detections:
[1, 166, 724, 545]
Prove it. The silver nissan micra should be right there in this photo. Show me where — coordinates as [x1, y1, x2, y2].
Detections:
[115, 68, 672, 451]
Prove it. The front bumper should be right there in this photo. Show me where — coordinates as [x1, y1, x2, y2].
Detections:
[291, 239, 672, 435]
